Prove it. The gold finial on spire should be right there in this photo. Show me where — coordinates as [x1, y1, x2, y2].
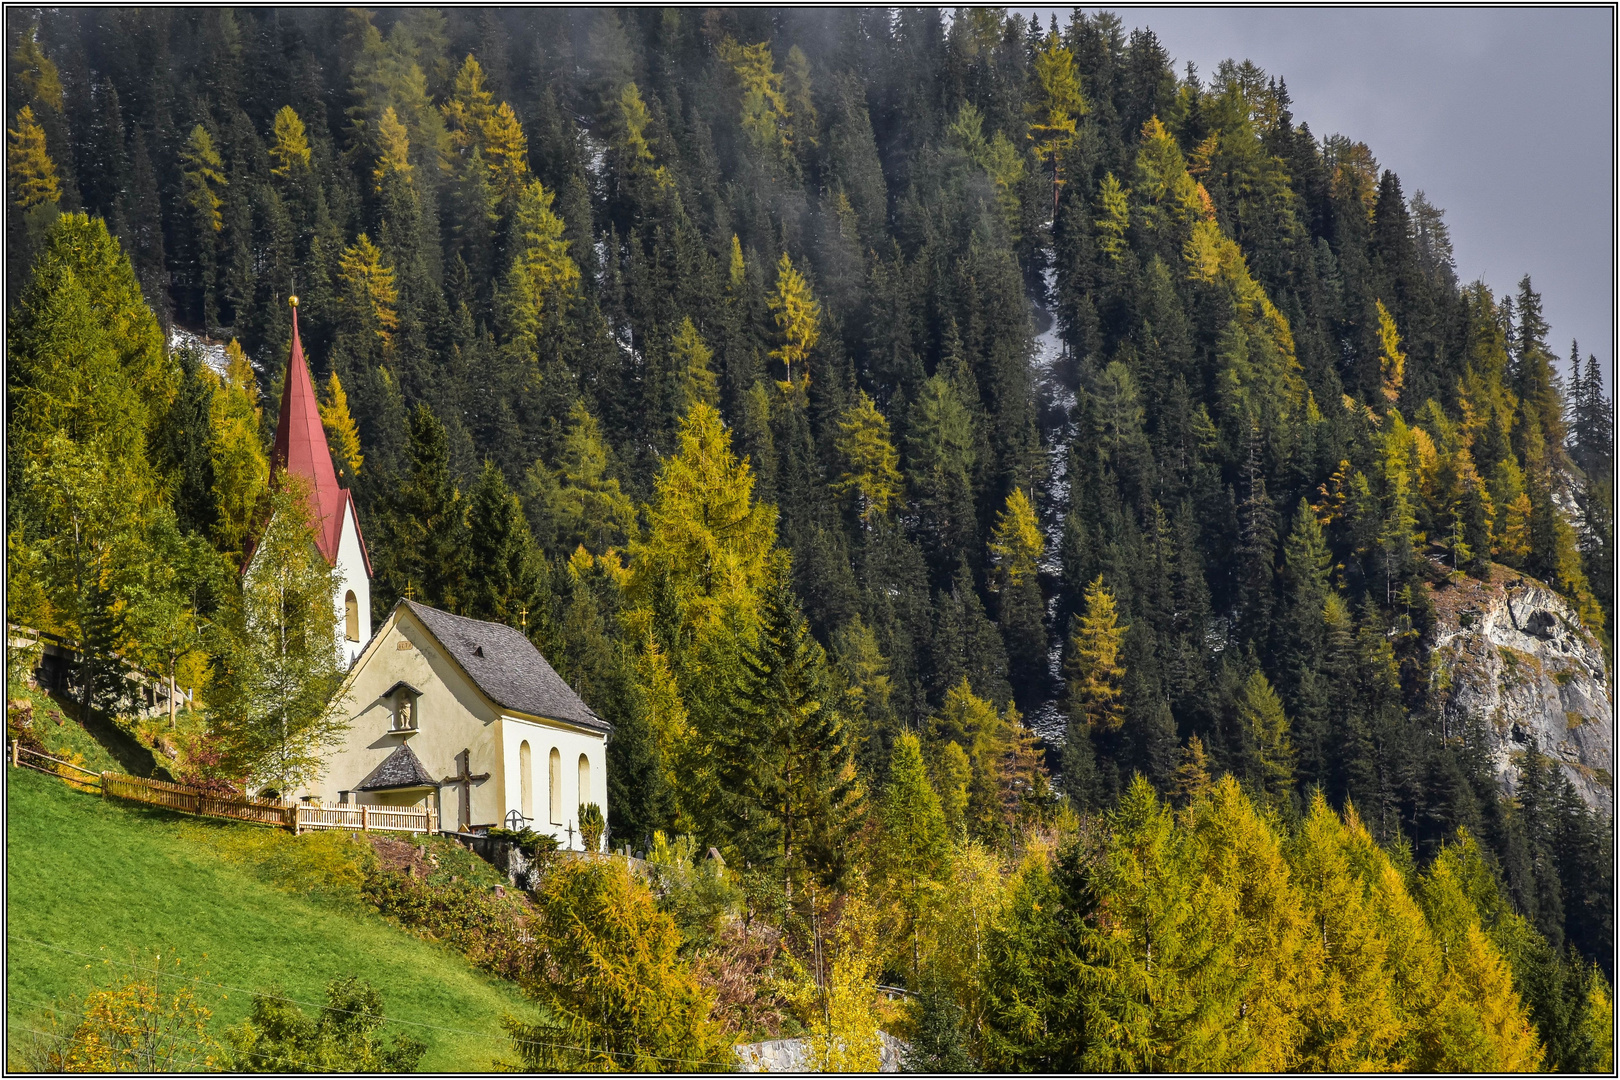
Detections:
[288, 294, 299, 307]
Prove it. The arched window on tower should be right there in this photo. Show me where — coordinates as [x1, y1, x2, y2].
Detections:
[578, 754, 591, 808]
[345, 591, 359, 642]
[548, 748, 562, 824]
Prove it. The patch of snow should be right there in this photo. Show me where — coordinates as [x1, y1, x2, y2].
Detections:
[581, 131, 609, 184]
[1028, 262, 1076, 748]
[610, 319, 635, 355]
[1030, 700, 1066, 746]
[168, 327, 230, 378]
[1039, 434, 1070, 576]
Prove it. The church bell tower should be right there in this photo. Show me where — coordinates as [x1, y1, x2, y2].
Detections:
[268, 295, 373, 665]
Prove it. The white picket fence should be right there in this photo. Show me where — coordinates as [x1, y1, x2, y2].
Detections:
[293, 803, 438, 835]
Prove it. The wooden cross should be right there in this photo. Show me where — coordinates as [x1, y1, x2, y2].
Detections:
[440, 748, 489, 832]
[565, 821, 575, 850]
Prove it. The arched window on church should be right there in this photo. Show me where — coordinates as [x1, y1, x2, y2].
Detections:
[519, 741, 533, 820]
[578, 754, 591, 808]
[548, 747, 562, 824]
[344, 591, 359, 642]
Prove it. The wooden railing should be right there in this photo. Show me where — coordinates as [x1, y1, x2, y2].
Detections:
[12, 740, 437, 836]
[13, 744, 102, 791]
[294, 804, 364, 831]
[293, 803, 437, 835]
[102, 771, 297, 828]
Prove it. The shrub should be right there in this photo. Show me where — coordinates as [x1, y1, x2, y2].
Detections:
[578, 802, 604, 852]
[226, 975, 426, 1072]
[168, 727, 237, 795]
[362, 869, 535, 984]
[647, 831, 742, 955]
[499, 857, 730, 1071]
[485, 826, 560, 860]
[23, 959, 219, 1072]
[7, 695, 46, 754]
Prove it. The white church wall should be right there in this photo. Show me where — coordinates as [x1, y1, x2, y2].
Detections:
[497, 715, 608, 850]
[243, 499, 371, 670]
[334, 498, 371, 667]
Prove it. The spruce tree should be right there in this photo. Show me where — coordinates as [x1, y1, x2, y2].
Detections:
[903, 973, 975, 1070]
[158, 346, 220, 539]
[1276, 498, 1330, 776]
[370, 403, 469, 618]
[179, 124, 226, 328]
[908, 372, 979, 573]
[715, 570, 860, 892]
[877, 731, 949, 980]
[464, 460, 551, 630]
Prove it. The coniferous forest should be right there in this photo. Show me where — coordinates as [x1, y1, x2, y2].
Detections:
[6, 8, 1616, 1071]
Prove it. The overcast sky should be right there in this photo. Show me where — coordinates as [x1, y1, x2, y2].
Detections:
[1022, 6, 1615, 389]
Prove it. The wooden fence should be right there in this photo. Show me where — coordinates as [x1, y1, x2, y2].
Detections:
[291, 803, 437, 835]
[103, 772, 295, 828]
[12, 743, 101, 792]
[11, 741, 437, 836]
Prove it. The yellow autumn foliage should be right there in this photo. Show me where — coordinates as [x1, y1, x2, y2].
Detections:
[768, 252, 820, 393]
[988, 488, 1043, 588]
[7, 105, 59, 208]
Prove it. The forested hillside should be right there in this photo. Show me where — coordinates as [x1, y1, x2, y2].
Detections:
[6, 8, 1613, 1069]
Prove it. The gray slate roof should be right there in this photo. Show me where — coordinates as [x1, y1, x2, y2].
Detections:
[356, 742, 437, 791]
[400, 600, 609, 735]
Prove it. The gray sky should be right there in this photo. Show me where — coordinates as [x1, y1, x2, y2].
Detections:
[1024, 6, 1615, 389]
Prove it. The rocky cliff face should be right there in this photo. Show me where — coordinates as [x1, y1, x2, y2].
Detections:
[1431, 568, 1613, 815]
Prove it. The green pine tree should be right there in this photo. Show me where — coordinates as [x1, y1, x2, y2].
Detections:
[464, 460, 552, 630]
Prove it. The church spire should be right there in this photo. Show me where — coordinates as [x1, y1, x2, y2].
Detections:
[271, 296, 365, 568]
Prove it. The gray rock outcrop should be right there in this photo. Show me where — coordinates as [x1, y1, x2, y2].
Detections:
[734, 1032, 907, 1072]
[1431, 568, 1613, 815]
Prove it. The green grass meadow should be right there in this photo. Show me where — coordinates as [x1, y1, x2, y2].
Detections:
[5, 766, 540, 1071]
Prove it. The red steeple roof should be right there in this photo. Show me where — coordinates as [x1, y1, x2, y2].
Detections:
[271, 298, 372, 575]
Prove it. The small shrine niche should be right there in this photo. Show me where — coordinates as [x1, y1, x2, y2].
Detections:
[383, 681, 422, 733]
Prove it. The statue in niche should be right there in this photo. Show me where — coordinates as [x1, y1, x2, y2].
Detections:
[397, 696, 414, 730]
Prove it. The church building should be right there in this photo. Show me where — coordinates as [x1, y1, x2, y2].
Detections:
[255, 296, 372, 666]
[317, 599, 611, 845]
[256, 298, 608, 844]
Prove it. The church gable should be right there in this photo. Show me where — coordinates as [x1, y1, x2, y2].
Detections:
[340, 605, 497, 736]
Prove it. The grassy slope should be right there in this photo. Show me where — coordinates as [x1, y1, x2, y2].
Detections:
[6, 767, 539, 1071]
[13, 687, 153, 778]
